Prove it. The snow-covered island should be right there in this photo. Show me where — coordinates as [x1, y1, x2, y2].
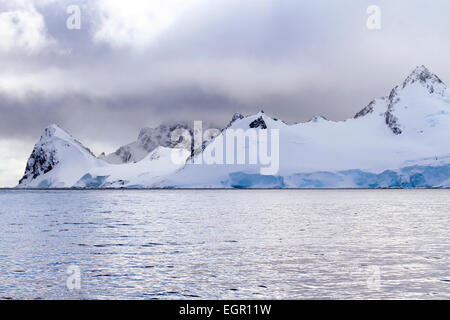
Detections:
[18, 66, 450, 188]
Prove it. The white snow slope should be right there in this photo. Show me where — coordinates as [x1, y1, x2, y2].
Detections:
[17, 125, 189, 188]
[18, 66, 450, 188]
[75, 147, 190, 188]
[17, 125, 106, 188]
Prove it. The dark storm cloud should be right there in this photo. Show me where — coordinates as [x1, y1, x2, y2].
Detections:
[1, 0, 450, 145]
[0, 87, 236, 147]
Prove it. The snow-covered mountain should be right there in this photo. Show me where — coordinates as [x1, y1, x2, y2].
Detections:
[156, 66, 450, 188]
[76, 147, 190, 188]
[99, 122, 219, 164]
[18, 66, 450, 188]
[100, 123, 193, 164]
[18, 125, 189, 188]
[18, 124, 106, 188]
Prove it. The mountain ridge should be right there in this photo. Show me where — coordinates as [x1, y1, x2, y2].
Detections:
[17, 66, 450, 188]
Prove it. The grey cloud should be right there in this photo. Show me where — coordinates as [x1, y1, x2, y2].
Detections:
[1, 0, 450, 150]
[0, 87, 235, 149]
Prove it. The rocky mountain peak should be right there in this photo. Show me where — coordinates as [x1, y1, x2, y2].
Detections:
[352, 66, 448, 134]
[308, 116, 328, 123]
[224, 113, 245, 130]
[249, 116, 267, 129]
[401, 65, 446, 95]
[40, 124, 64, 141]
[231, 112, 244, 122]
[18, 124, 98, 187]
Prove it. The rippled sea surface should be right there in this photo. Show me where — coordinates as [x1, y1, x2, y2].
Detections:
[0, 189, 449, 300]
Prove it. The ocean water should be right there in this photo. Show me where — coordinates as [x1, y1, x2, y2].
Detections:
[0, 189, 449, 300]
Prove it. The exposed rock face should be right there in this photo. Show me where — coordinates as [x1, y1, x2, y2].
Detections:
[104, 123, 193, 164]
[385, 109, 403, 135]
[18, 126, 62, 185]
[353, 65, 447, 135]
[384, 87, 403, 135]
[104, 121, 222, 164]
[249, 116, 267, 129]
[223, 113, 245, 131]
[308, 116, 328, 123]
[138, 124, 192, 150]
[18, 124, 98, 187]
[231, 112, 244, 123]
[19, 146, 58, 185]
[402, 65, 445, 95]
[17, 66, 450, 189]
[354, 100, 377, 119]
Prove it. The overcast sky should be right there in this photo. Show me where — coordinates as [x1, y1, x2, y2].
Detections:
[0, 0, 449, 186]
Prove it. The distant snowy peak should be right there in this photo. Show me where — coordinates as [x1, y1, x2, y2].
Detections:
[18, 124, 100, 187]
[226, 111, 287, 131]
[39, 124, 73, 143]
[385, 66, 449, 135]
[390, 65, 447, 102]
[223, 112, 272, 131]
[103, 122, 220, 164]
[354, 98, 385, 119]
[225, 112, 245, 129]
[40, 124, 96, 157]
[231, 112, 245, 122]
[103, 123, 193, 164]
[401, 65, 446, 95]
[308, 116, 329, 123]
[353, 66, 449, 135]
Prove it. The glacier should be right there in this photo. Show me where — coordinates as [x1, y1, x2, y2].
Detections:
[17, 66, 450, 189]
[223, 165, 450, 189]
